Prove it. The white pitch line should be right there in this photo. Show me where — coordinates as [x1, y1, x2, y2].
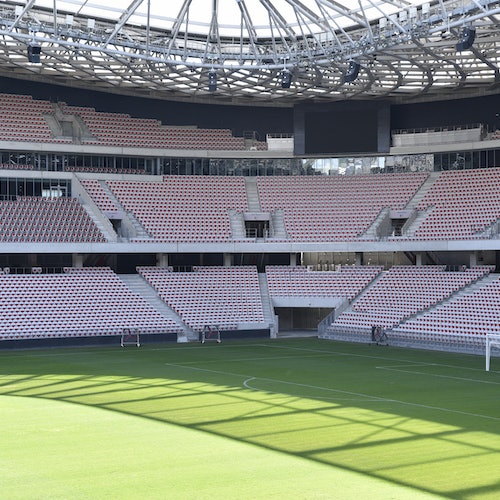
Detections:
[5, 341, 500, 376]
[375, 363, 437, 369]
[164, 361, 500, 422]
[0, 342, 268, 359]
[242, 377, 376, 403]
[255, 342, 500, 375]
[263, 343, 500, 384]
[169, 353, 335, 365]
[376, 364, 500, 385]
[4, 340, 500, 379]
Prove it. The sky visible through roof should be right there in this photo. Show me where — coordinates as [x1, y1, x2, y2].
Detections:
[31, 0, 431, 37]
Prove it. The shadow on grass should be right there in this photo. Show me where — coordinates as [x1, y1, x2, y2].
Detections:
[1, 338, 500, 499]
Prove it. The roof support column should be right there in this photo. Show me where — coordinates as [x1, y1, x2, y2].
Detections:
[157, 253, 168, 268]
[470, 251, 478, 268]
[72, 253, 84, 267]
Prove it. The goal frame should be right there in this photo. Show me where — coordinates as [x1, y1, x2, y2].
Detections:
[485, 333, 500, 371]
[201, 325, 221, 344]
[121, 327, 140, 347]
[371, 325, 388, 346]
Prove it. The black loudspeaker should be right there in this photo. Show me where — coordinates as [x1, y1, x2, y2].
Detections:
[208, 71, 217, 92]
[27, 45, 41, 63]
[281, 70, 292, 89]
[456, 27, 476, 52]
[344, 61, 360, 83]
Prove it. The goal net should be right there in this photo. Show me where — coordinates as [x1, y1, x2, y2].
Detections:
[485, 333, 500, 371]
[121, 327, 140, 347]
[201, 325, 221, 344]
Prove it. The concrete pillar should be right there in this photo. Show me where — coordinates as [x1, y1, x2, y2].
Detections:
[72, 253, 84, 267]
[470, 251, 478, 268]
[355, 252, 363, 266]
[290, 253, 297, 267]
[156, 253, 169, 268]
[415, 253, 423, 266]
[223, 253, 232, 267]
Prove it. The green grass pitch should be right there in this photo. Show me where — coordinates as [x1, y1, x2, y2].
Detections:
[1, 338, 500, 499]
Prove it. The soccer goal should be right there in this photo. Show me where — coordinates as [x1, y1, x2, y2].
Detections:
[201, 325, 221, 344]
[371, 325, 388, 346]
[485, 333, 500, 371]
[121, 327, 140, 347]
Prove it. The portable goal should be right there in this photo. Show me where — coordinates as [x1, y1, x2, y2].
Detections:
[485, 333, 500, 371]
[121, 327, 140, 347]
[201, 325, 221, 344]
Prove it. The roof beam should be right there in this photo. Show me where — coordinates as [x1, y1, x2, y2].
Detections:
[104, 0, 144, 46]
[165, 0, 193, 58]
[9, 0, 37, 32]
[318, 0, 368, 28]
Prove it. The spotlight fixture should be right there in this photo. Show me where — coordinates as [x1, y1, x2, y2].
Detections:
[281, 69, 292, 89]
[456, 27, 476, 52]
[208, 71, 217, 92]
[343, 61, 360, 83]
[27, 44, 41, 63]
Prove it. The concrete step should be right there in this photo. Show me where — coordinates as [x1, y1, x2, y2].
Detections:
[270, 209, 288, 239]
[99, 181, 152, 241]
[228, 209, 246, 239]
[119, 274, 197, 340]
[82, 205, 117, 242]
[244, 177, 261, 212]
[258, 273, 277, 337]
[403, 206, 434, 237]
[360, 207, 390, 239]
[405, 172, 440, 211]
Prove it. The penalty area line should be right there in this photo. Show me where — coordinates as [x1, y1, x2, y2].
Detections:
[257, 343, 500, 375]
[164, 361, 500, 422]
[376, 364, 500, 386]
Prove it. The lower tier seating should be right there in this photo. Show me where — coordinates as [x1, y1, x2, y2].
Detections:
[331, 265, 494, 330]
[138, 266, 266, 333]
[391, 274, 500, 338]
[1, 264, 499, 348]
[266, 265, 383, 300]
[0, 267, 179, 340]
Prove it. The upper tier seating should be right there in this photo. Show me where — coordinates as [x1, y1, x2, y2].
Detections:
[391, 273, 500, 338]
[0, 196, 105, 243]
[266, 265, 383, 301]
[256, 173, 428, 241]
[332, 265, 493, 330]
[411, 168, 500, 240]
[58, 102, 267, 150]
[0, 93, 266, 151]
[137, 266, 266, 332]
[0, 267, 179, 341]
[106, 176, 247, 242]
[0, 93, 68, 144]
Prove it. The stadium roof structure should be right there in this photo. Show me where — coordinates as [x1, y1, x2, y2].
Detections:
[0, 0, 499, 106]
